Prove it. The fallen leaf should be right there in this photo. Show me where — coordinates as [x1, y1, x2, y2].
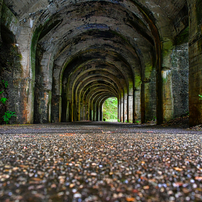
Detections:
[126, 197, 136, 202]
[174, 167, 183, 172]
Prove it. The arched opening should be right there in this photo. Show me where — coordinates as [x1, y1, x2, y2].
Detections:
[0, 0, 192, 126]
[102, 97, 118, 122]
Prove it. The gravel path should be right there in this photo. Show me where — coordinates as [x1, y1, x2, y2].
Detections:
[0, 122, 201, 202]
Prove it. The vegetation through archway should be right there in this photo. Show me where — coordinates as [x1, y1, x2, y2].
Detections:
[102, 97, 118, 122]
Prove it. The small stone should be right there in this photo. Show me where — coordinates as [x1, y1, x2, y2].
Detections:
[74, 193, 81, 198]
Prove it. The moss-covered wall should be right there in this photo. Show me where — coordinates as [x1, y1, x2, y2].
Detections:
[0, 3, 22, 124]
[0, 36, 22, 124]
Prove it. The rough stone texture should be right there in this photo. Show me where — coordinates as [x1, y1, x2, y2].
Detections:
[171, 43, 189, 118]
[162, 69, 174, 122]
[188, 0, 202, 126]
[0, 0, 200, 126]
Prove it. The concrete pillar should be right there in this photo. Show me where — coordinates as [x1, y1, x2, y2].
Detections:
[93, 102, 96, 121]
[162, 69, 174, 121]
[97, 103, 99, 121]
[35, 53, 53, 123]
[144, 68, 157, 122]
[97, 101, 101, 121]
[52, 95, 61, 123]
[16, 26, 34, 123]
[89, 101, 93, 121]
[66, 100, 70, 122]
[124, 91, 128, 122]
[120, 94, 124, 122]
[128, 95, 133, 123]
[141, 82, 145, 124]
[100, 102, 103, 121]
[135, 88, 141, 123]
[118, 97, 121, 122]
[188, 0, 202, 126]
[84, 104, 87, 120]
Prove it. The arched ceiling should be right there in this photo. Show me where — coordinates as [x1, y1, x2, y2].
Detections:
[3, 0, 188, 122]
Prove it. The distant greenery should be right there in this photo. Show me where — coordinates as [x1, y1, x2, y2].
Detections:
[103, 97, 118, 121]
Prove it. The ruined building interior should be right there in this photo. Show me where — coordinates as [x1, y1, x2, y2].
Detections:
[0, 0, 201, 126]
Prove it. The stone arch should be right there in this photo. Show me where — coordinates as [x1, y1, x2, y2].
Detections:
[1, 0, 191, 126]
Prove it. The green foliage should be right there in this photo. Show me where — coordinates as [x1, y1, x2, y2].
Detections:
[153, 116, 156, 121]
[199, 94, 202, 100]
[3, 111, 16, 124]
[0, 80, 17, 124]
[2, 80, 8, 88]
[0, 80, 8, 104]
[103, 97, 118, 121]
[1, 97, 7, 104]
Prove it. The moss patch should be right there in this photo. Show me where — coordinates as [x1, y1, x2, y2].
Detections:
[135, 75, 141, 88]
[1, 3, 18, 35]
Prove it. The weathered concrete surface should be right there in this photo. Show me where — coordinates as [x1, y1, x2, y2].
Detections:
[188, 0, 202, 126]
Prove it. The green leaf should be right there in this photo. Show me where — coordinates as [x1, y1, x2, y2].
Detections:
[1, 97, 7, 104]
[3, 111, 16, 124]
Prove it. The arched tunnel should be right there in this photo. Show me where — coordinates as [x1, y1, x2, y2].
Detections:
[0, 0, 201, 126]
[33, 0, 157, 124]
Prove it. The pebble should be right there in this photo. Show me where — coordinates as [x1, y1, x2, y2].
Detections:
[0, 132, 201, 202]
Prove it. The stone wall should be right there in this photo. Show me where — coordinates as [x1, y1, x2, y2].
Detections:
[171, 43, 189, 118]
[0, 0, 201, 126]
[188, 0, 202, 126]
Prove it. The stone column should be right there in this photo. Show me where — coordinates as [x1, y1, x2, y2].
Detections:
[118, 97, 121, 122]
[188, 0, 202, 126]
[162, 69, 174, 122]
[135, 88, 141, 123]
[141, 82, 145, 124]
[124, 90, 127, 122]
[120, 93, 124, 122]
[52, 67, 61, 122]
[97, 102, 100, 121]
[66, 100, 70, 122]
[100, 101, 103, 121]
[128, 95, 133, 123]
[90, 101, 93, 121]
[93, 101, 97, 121]
[16, 26, 34, 123]
[35, 52, 53, 123]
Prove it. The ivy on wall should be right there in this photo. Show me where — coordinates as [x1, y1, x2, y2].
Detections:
[0, 80, 16, 124]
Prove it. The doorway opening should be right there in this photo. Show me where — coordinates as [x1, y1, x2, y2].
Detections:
[102, 97, 118, 122]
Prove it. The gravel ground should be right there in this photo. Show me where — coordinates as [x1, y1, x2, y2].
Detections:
[0, 126, 201, 202]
